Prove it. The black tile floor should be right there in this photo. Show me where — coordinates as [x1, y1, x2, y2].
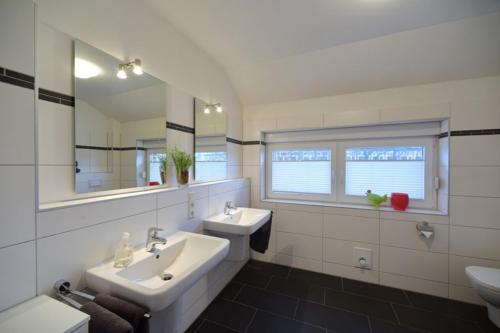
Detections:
[186, 260, 500, 333]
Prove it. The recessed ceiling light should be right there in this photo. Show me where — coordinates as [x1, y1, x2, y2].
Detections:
[75, 58, 102, 79]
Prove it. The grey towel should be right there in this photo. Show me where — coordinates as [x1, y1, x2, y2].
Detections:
[250, 212, 273, 253]
[95, 294, 149, 333]
[80, 302, 133, 333]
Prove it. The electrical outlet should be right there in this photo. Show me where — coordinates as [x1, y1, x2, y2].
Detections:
[187, 192, 195, 219]
[353, 247, 372, 269]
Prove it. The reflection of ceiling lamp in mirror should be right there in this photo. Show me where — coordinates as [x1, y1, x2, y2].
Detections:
[203, 103, 223, 114]
[116, 59, 143, 79]
[75, 58, 102, 79]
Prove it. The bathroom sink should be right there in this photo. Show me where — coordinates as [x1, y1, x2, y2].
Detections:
[204, 207, 271, 235]
[85, 231, 229, 311]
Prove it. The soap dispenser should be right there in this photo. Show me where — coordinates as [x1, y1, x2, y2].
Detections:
[113, 232, 134, 268]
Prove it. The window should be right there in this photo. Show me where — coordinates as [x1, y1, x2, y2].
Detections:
[266, 143, 335, 202]
[147, 149, 167, 184]
[264, 122, 439, 209]
[195, 151, 227, 181]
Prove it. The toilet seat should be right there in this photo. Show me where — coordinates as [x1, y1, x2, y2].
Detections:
[466, 266, 500, 293]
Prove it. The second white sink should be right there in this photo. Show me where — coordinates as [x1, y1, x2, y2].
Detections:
[204, 207, 271, 235]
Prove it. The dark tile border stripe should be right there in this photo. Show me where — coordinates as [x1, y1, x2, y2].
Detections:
[166, 121, 195, 134]
[0, 67, 34, 90]
[6, 69, 34, 83]
[38, 88, 75, 106]
[451, 129, 500, 136]
[76, 145, 146, 151]
[226, 137, 243, 145]
[438, 132, 449, 139]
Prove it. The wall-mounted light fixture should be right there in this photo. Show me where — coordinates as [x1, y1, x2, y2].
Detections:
[203, 103, 223, 114]
[116, 59, 143, 79]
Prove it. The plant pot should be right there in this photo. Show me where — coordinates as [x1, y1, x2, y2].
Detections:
[160, 171, 166, 184]
[391, 193, 409, 211]
[177, 170, 189, 185]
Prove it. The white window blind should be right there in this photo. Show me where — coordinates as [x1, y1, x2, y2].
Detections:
[271, 149, 331, 194]
[345, 146, 425, 199]
[195, 151, 227, 181]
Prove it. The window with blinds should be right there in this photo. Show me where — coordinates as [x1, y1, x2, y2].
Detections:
[345, 146, 426, 199]
[264, 122, 439, 209]
[271, 149, 332, 194]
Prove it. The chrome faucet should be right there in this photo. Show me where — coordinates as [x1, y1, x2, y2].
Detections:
[224, 201, 236, 215]
[146, 227, 166, 253]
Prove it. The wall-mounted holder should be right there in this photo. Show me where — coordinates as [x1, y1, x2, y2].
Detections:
[416, 221, 434, 238]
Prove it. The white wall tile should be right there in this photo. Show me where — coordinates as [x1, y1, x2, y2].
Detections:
[276, 114, 322, 130]
[242, 145, 260, 166]
[380, 246, 448, 282]
[380, 102, 450, 123]
[0, 82, 34, 164]
[272, 253, 323, 273]
[449, 285, 484, 305]
[227, 142, 242, 166]
[324, 238, 379, 270]
[323, 206, 378, 218]
[0, 166, 35, 247]
[37, 194, 156, 237]
[209, 179, 249, 196]
[450, 166, 500, 197]
[208, 187, 250, 215]
[157, 185, 208, 209]
[449, 255, 500, 287]
[38, 23, 73, 95]
[37, 211, 155, 294]
[38, 165, 74, 204]
[380, 211, 449, 225]
[451, 135, 500, 166]
[323, 214, 379, 244]
[450, 226, 500, 261]
[380, 272, 448, 298]
[38, 101, 73, 165]
[276, 232, 322, 261]
[451, 97, 500, 131]
[380, 219, 448, 253]
[227, 165, 242, 179]
[276, 203, 322, 213]
[243, 119, 276, 141]
[323, 109, 380, 128]
[0, 241, 36, 312]
[276, 210, 323, 237]
[323, 262, 379, 284]
[0, 0, 34, 75]
[450, 196, 500, 229]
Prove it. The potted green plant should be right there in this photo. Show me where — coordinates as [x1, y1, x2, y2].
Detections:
[159, 155, 167, 184]
[169, 147, 193, 185]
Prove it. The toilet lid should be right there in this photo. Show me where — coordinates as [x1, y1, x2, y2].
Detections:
[466, 266, 500, 292]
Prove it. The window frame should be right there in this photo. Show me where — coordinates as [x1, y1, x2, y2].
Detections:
[266, 141, 336, 202]
[336, 136, 438, 210]
[264, 136, 438, 210]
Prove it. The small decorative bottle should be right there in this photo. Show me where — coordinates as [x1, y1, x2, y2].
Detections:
[113, 232, 134, 268]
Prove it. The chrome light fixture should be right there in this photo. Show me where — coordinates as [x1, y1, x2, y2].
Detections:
[116, 59, 143, 79]
[203, 103, 223, 114]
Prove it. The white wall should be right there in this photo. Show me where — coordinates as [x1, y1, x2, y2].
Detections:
[1, 2, 248, 329]
[243, 76, 500, 305]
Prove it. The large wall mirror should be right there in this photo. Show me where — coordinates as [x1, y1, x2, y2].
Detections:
[74, 40, 168, 193]
[194, 98, 227, 181]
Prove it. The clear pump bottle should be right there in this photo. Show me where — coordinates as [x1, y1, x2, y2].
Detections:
[113, 232, 134, 268]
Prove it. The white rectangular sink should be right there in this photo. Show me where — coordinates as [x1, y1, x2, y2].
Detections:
[86, 231, 229, 311]
[204, 207, 271, 235]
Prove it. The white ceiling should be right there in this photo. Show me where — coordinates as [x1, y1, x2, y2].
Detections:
[145, 0, 500, 106]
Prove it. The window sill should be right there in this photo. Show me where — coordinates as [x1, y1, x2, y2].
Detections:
[261, 198, 447, 216]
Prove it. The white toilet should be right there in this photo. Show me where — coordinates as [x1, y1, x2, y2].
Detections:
[466, 266, 500, 328]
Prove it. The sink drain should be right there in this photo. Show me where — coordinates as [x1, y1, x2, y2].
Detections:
[161, 273, 173, 281]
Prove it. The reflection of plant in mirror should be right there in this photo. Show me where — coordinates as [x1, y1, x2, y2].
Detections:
[159, 154, 167, 184]
[169, 147, 193, 185]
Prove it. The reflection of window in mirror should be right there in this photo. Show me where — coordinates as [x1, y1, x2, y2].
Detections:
[147, 149, 167, 185]
[195, 151, 227, 181]
[194, 98, 228, 181]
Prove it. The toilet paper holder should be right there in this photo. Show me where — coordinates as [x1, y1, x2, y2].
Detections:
[416, 221, 434, 238]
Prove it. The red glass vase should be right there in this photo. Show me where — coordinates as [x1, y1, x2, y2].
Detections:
[391, 193, 409, 211]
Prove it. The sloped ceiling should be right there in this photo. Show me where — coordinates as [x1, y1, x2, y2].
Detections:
[145, 0, 500, 106]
